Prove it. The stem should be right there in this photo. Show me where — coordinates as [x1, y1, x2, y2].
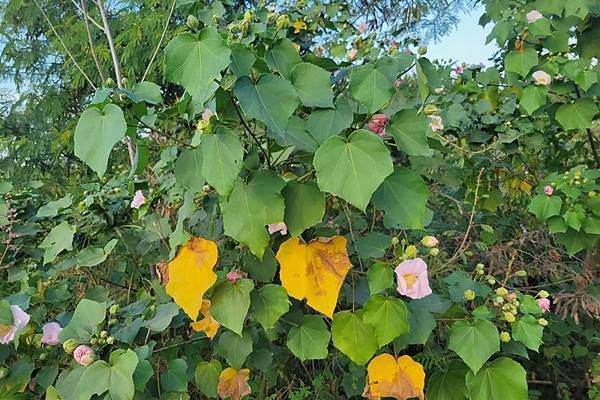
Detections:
[586, 127, 600, 168]
[141, 0, 176, 82]
[80, 0, 106, 82]
[71, 0, 105, 31]
[32, 0, 97, 89]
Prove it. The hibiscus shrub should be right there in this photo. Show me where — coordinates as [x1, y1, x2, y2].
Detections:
[0, 0, 599, 399]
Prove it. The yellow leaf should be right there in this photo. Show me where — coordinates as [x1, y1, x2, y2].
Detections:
[190, 299, 220, 339]
[363, 354, 425, 400]
[276, 236, 352, 318]
[217, 367, 251, 400]
[166, 237, 218, 321]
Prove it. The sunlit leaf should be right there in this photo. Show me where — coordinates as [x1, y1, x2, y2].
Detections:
[364, 353, 425, 400]
[190, 299, 220, 339]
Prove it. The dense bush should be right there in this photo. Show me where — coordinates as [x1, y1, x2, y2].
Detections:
[0, 0, 598, 399]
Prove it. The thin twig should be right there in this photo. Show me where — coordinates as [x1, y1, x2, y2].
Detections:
[141, 0, 176, 82]
[71, 0, 105, 31]
[80, 0, 106, 82]
[32, 0, 97, 89]
[586, 127, 600, 168]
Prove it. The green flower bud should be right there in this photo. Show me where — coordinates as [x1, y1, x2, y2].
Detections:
[63, 339, 79, 354]
[417, 45, 427, 55]
[429, 248, 439, 257]
[423, 104, 439, 115]
[486, 277, 496, 285]
[187, 15, 199, 30]
[515, 270, 527, 277]
[463, 289, 476, 301]
[538, 290, 549, 298]
[106, 336, 115, 345]
[503, 312, 516, 323]
[100, 331, 108, 339]
[475, 263, 485, 271]
[109, 304, 120, 314]
[391, 237, 400, 246]
[494, 296, 504, 305]
[496, 287, 508, 296]
[90, 338, 98, 346]
[276, 14, 289, 30]
[499, 331, 511, 343]
[108, 318, 119, 326]
[0, 367, 8, 380]
[538, 318, 548, 326]
[105, 77, 115, 87]
[404, 245, 418, 258]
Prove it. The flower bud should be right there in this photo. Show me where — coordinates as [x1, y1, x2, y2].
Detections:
[63, 339, 79, 354]
[463, 289, 476, 301]
[429, 248, 439, 257]
[493, 296, 504, 305]
[391, 237, 400, 246]
[486, 277, 496, 285]
[105, 77, 115, 87]
[515, 270, 527, 277]
[109, 304, 120, 314]
[73, 345, 96, 366]
[421, 235, 439, 247]
[496, 287, 508, 296]
[404, 245, 418, 258]
[538, 290, 549, 298]
[423, 104, 439, 115]
[499, 331, 511, 343]
[538, 318, 548, 327]
[475, 263, 485, 271]
[100, 331, 108, 339]
[0, 367, 8, 380]
[417, 45, 427, 55]
[202, 184, 211, 193]
[187, 15, 199, 30]
[276, 15, 289, 30]
[106, 336, 115, 345]
[503, 312, 516, 323]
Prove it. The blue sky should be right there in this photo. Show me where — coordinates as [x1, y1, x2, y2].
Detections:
[427, 6, 497, 66]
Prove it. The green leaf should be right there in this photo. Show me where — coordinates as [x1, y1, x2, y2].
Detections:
[59, 300, 106, 343]
[210, 279, 254, 335]
[131, 81, 163, 104]
[305, 98, 353, 144]
[76, 239, 118, 268]
[584, 216, 600, 234]
[349, 59, 397, 114]
[200, 126, 244, 196]
[74, 104, 126, 178]
[250, 284, 290, 330]
[372, 167, 430, 229]
[164, 28, 231, 98]
[505, 49, 538, 77]
[519, 295, 542, 315]
[282, 181, 325, 237]
[448, 319, 500, 373]
[331, 310, 378, 365]
[0, 299, 13, 325]
[564, 207, 586, 231]
[286, 315, 331, 361]
[160, 359, 188, 392]
[264, 38, 302, 79]
[229, 44, 255, 78]
[281, 115, 319, 152]
[195, 360, 222, 398]
[465, 357, 528, 400]
[40, 221, 75, 265]
[355, 232, 389, 259]
[555, 99, 598, 130]
[520, 86, 547, 115]
[511, 314, 543, 352]
[234, 74, 300, 136]
[427, 361, 469, 400]
[222, 171, 285, 259]
[367, 262, 394, 295]
[314, 130, 393, 211]
[388, 109, 432, 156]
[37, 195, 73, 218]
[290, 62, 334, 108]
[362, 295, 409, 347]
[215, 329, 252, 369]
[555, 228, 597, 255]
[175, 147, 204, 192]
[529, 194, 562, 221]
[142, 302, 180, 332]
[241, 248, 277, 283]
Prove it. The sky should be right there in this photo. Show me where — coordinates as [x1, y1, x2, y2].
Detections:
[427, 6, 497, 66]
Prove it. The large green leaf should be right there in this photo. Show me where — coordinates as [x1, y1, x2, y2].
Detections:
[141, 302, 180, 332]
[40, 221, 75, 265]
[264, 38, 302, 79]
[372, 167, 430, 229]
[74, 104, 126, 178]
[504, 49, 538, 77]
[59, 299, 106, 343]
[221, 171, 285, 259]
[529, 194, 562, 221]
[427, 361, 469, 400]
[195, 360, 222, 398]
[164, 28, 231, 98]
[313, 130, 393, 211]
[250, 284, 290, 330]
[306, 98, 353, 144]
[286, 315, 331, 361]
[282, 180, 325, 237]
[37, 195, 73, 218]
[362, 295, 409, 347]
[465, 357, 528, 400]
[210, 279, 254, 336]
[519, 86, 547, 115]
[366, 263, 394, 295]
[555, 99, 598, 130]
[331, 310, 378, 365]
[290, 62, 334, 108]
[388, 109, 433, 156]
[215, 329, 252, 369]
[175, 147, 204, 192]
[199, 126, 244, 196]
[234, 74, 300, 136]
[160, 358, 188, 392]
[511, 314, 543, 352]
[348, 58, 398, 114]
[448, 319, 500, 373]
[229, 44, 256, 78]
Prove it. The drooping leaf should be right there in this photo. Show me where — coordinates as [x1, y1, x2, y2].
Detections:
[40, 221, 75, 265]
[199, 126, 244, 196]
[362, 295, 409, 347]
[511, 314, 543, 352]
[314, 130, 393, 211]
[290, 62, 334, 108]
[277, 236, 352, 318]
[388, 109, 432, 156]
[164, 28, 231, 98]
[234, 74, 300, 136]
[217, 368, 251, 400]
[331, 310, 378, 365]
[160, 358, 188, 392]
[286, 315, 331, 361]
[250, 284, 290, 330]
[131, 81, 163, 104]
[504, 49, 538, 77]
[76, 239, 118, 267]
[465, 357, 528, 400]
[74, 104, 126, 178]
[555, 99, 598, 130]
[364, 354, 425, 400]
[229, 44, 256, 78]
[165, 237, 218, 321]
[210, 279, 254, 335]
[190, 299, 220, 339]
[448, 319, 500, 374]
[37, 195, 73, 218]
[282, 180, 325, 237]
[372, 168, 430, 229]
[59, 299, 106, 343]
[195, 360, 222, 398]
[221, 171, 285, 259]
